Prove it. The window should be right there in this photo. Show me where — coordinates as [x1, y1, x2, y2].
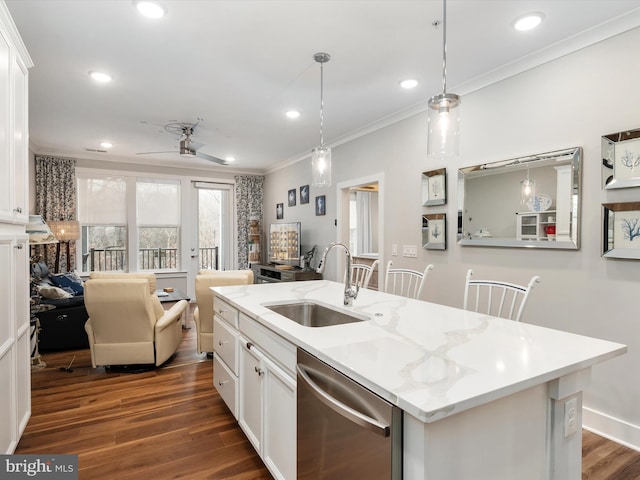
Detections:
[77, 174, 182, 273]
[77, 176, 128, 271]
[137, 179, 180, 270]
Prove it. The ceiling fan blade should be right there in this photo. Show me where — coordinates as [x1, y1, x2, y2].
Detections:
[196, 151, 228, 165]
[136, 150, 177, 155]
[189, 140, 204, 151]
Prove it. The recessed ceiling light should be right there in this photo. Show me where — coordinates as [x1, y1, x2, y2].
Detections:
[89, 71, 112, 83]
[513, 13, 544, 31]
[286, 110, 300, 119]
[135, 1, 166, 19]
[100, 142, 113, 149]
[400, 79, 418, 89]
[225, 156, 236, 163]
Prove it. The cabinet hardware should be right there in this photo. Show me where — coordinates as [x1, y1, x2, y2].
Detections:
[254, 366, 264, 376]
[13, 207, 22, 213]
[14, 244, 23, 249]
[218, 380, 228, 386]
[246, 342, 254, 350]
[218, 340, 228, 346]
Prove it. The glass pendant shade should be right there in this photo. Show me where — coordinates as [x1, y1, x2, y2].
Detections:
[520, 177, 536, 205]
[311, 146, 332, 187]
[427, 93, 461, 159]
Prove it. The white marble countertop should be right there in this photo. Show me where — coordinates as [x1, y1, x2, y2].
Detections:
[213, 280, 626, 423]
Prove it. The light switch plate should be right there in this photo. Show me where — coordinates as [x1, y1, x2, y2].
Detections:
[402, 245, 418, 257]
[392, 244, 398, 256]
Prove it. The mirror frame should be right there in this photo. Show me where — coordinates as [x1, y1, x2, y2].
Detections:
[457, 147, 582, 250]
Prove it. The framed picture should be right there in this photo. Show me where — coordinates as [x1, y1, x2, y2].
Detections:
[288, 188, 297, 207]
[602, 202, 640, 259]
[315, 195, 326, 216]
[300, 185, 310, 204]
[276, 203, 284, 220]
[422, 213, 446, 250]
[422, 168, 447, 206]
[602, 128, 640, 189]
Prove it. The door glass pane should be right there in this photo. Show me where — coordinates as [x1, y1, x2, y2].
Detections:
[198, 188, 222, 270]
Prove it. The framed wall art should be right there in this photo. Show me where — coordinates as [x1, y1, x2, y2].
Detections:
[315, 195, 326, 216]
[300, 185, 310, 204]
[602, 128, 640, 189]
[276, 203, 284, 220]
[602, 202, 640, 259]
[288, 188, 297, 207]
[422, 168, 447, 206]
[422, 213, 446, 250]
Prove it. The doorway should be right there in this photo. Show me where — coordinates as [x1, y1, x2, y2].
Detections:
[187, 181, 234, 298]
[337, 173, 384, 289]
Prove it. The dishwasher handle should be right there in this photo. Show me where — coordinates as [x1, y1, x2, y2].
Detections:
[296, 364, 390, 437]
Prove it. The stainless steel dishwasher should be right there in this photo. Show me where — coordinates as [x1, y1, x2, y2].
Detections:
[296, 348, 402, 480]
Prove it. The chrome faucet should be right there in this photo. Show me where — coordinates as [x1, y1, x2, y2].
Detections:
[316, 242, 359, 306]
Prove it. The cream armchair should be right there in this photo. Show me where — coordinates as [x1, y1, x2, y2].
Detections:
[194, 270, 254, 354]
[84, 273, 188, 368]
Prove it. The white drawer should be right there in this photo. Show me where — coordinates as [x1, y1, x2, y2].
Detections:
[214, 316, 238, 374]
[239, 313, 296, 376]
[213, 354, 238, 419]
[214, 297, 239, 329]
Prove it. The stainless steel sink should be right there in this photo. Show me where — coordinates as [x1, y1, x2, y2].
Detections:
[264, 300, 368, 327]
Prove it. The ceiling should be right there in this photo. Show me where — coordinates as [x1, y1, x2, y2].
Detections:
[6, 0, 640, 173]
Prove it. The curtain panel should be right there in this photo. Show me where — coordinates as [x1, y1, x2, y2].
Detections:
[34, 155, 77, 271]
[235, 175, 264, 269]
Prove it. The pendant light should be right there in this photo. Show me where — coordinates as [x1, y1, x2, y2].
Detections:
[427, 0, 461, 159]
[520, 168, 536, 205]
[311, 52, 332, 187]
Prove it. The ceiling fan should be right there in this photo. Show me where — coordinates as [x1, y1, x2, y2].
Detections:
[137, 121, 228, 165]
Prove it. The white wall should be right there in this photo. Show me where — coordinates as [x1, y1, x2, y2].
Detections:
[265, 26, 640, 448]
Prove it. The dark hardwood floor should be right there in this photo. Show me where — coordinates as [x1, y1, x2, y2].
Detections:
[17, 305, 640, 479]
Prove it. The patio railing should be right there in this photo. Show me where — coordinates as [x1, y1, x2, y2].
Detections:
[85, 246, 218, 272]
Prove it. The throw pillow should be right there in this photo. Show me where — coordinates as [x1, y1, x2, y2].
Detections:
[38, 285, 73, 300]
[50, 272, 84, 296]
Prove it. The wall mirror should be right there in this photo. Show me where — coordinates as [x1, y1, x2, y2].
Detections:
[458, 147, 582, 250]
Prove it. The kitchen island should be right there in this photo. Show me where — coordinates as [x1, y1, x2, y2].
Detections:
[212, 280, 626, 480]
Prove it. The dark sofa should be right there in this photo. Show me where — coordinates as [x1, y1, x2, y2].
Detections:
[32, 261, 89, 352]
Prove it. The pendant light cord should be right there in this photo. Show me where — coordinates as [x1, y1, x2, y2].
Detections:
[319, 60, 325, 148]
[441, 0, 448, 95]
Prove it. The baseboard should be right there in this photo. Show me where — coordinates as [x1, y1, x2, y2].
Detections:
[583, 406, 640, 452]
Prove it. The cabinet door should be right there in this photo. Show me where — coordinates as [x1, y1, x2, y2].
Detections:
[11, 55, 28, 224]
[238, 338, 263, 454]
[0, 30, 11, 221]
[263, 356, 296, 480]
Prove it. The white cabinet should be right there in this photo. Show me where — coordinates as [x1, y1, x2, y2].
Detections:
[0, 236, 29, 454]
[238, 338, 263, 452]
[0, 5, 30, 225]
[0, 2, 32, 454]
[213, 293, 296, 480]
[516, 210, 556, 241]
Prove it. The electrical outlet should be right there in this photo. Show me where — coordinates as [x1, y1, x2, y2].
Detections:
[391, 244, 398, 256]
[564, 397, 579, 437]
